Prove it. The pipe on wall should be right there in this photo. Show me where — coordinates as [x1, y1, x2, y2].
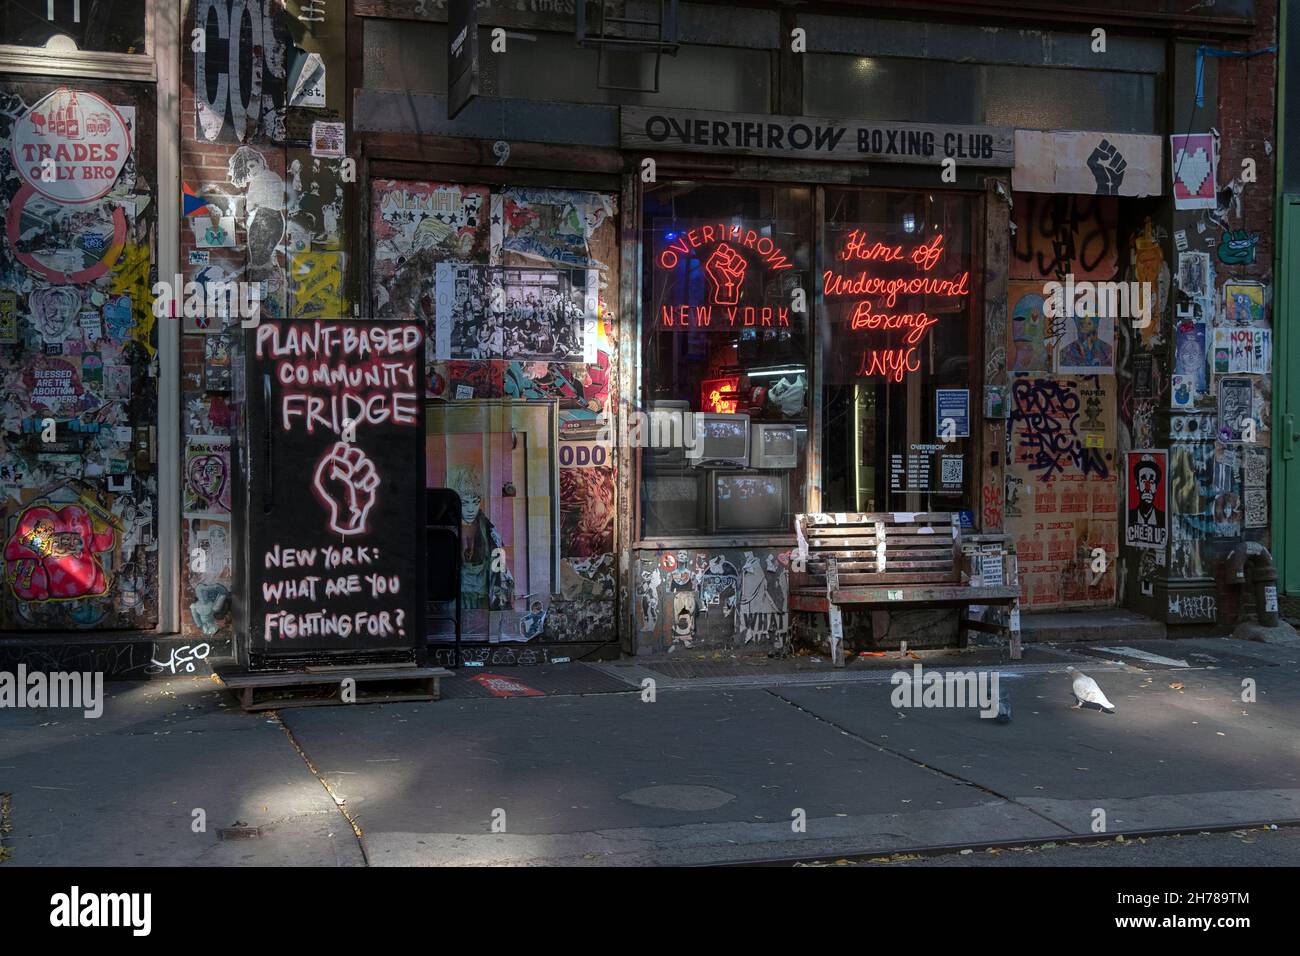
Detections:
[1226, 540, 1280, 627]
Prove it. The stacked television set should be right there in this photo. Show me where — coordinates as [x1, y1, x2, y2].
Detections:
[641, 401, 797, 537]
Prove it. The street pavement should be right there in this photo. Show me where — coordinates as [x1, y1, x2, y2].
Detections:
[1, 637, 1298, 866]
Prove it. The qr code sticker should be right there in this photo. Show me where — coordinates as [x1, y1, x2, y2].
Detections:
[941, 456, 963, 485]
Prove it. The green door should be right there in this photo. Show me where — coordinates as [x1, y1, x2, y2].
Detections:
[1278, 195, 1300, 594]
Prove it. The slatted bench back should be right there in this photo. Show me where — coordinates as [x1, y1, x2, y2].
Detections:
[793, 512, 961, 589]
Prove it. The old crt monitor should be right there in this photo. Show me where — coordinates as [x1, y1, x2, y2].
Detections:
[686, 413, 749, 467]
[710, 470, 790, 533]
[749, 423, 797, 469]
[644, 399, 694, 466]
[640, 467, 706, 536]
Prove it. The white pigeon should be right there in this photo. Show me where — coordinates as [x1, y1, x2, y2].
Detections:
[1069, 669, 1115, 713]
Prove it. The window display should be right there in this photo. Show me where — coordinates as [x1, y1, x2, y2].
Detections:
[639, 182, 812, 539]
[819, 188, 980, 517]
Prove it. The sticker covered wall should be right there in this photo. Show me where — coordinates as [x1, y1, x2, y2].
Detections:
[0, 79, 159, 631]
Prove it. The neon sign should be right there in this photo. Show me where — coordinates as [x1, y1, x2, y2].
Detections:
[656, 222, 794, 332]
[701, 375, 741, 414]
[823, 230, 970, 382]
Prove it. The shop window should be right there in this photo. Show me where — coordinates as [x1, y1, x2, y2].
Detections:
[819, 188, 980, 520]
[1, 0, 145, 54]
[802, 55, 982, 125]
[803, 54, 1158, 136]
[639, 182, 813, 539]
[362, 21, 770, 114]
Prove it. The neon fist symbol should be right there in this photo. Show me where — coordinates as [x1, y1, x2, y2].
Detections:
[3, 504, 115, 601]
[704, 243, 747, 306]
[313, 442, 380, 537]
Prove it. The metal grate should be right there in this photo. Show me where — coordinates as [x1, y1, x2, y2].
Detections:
[576, 0, 680, 92]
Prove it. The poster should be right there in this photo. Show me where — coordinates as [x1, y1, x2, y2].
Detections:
[1125, 450, 1167, 550]
[183, 436, 232, 519]
[1012, 130, 1162, 197]
[1223, 280, 1266, 325]
[310, 121, 346, 159]
[434, 263, 494, 360]
[1055, 310, 1115, 374]
[1173, 316, 1207, 394]
[1176, 251, 1212, 298]
[1217, 378, 1254, 443]
[1008, 281, 1051, 372]
[497, 268, 588, 362]
[935, 388, 970, 438]
[1214, 327, 1272, 374]
[371, 180, 490, 319]
[1170, 133, 1217, 210]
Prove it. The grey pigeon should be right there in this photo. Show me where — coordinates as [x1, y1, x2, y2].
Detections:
[995, 684, 1011, 723]
[1069, 669, 1115, 713]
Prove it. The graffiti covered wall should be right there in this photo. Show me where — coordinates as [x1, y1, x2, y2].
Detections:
[179, 0, 351, 642]
[1006, 195, 1121, 611]
[633, 546, 793, 653]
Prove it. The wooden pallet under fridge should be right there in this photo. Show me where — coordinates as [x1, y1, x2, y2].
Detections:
[218, 664, 452, 712]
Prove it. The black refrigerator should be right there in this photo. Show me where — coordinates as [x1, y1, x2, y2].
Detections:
[233, 319, 425, 670]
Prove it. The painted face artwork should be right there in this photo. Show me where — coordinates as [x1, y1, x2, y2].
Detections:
[3, 504, 116, 601]
[29, 286, 82, 342]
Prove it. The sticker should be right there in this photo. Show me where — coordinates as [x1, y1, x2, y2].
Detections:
[290, 52, 327, 107]
[1264, 585, 1278, 614]
[188, 249, 210, 266]
[0, 290, 16, 343]
[1170, 133, 1217, 210]
[310, 121, 346, 159]
[193, 215, 237, 248]
[78, 310, 103, 342]
[9, 89, 132, 203]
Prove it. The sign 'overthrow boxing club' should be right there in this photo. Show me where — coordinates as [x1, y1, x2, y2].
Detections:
[10, 88, 132, 204]
[622, 106, 1013, 167]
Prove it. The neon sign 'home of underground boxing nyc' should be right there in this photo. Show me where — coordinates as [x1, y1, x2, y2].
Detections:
[823, 230, 970, 382]
[657, 224, 794, 331]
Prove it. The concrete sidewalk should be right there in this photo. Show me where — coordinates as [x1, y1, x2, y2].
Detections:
[1, 637, 1298, 866]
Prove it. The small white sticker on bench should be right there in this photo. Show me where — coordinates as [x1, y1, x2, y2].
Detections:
[892, 513, 916, 522]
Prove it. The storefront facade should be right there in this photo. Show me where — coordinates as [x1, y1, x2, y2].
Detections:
[0, 0, 1283, 673]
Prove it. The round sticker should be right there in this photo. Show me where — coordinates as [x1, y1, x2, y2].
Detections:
[10, 88, 132, 204]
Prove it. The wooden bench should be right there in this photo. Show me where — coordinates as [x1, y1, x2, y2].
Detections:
[789, 512, 1021, 666]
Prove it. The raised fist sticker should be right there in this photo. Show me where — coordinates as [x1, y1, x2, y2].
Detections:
[313, 442, 380, 537]
[1087, 139, 1127, 196]
[705, 243, 747, 306]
